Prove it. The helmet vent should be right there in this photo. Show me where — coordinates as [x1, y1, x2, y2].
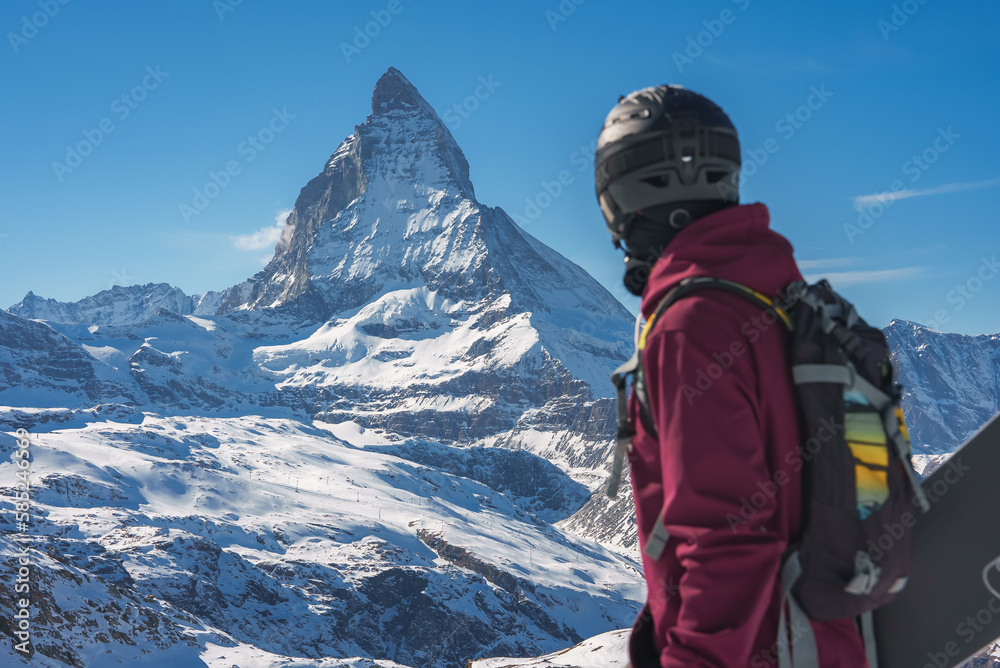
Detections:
[641, 175, 670, 188]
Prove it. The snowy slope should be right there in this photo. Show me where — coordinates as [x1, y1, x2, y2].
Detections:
[0, 309, 144, 409]
[0, 415, 643, 668]
[469, 628, 629, 668]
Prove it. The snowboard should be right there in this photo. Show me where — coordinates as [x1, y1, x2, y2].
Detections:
[874, 412, 1000, 668]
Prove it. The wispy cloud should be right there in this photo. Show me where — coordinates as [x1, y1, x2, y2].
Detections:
[803, 266, 926, 286]
[796, 257, 861, 271]
[231, 209, 292, 251]
[854, 177, 1000, 209]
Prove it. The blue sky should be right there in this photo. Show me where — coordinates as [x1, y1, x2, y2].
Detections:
[1, 0, 998, 334]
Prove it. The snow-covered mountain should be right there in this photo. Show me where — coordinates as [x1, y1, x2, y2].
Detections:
[6, 67, 634, 478]
[0, 67, 643, 668]
[9, 283, 222, 325]
[885, 319, 1000, 454]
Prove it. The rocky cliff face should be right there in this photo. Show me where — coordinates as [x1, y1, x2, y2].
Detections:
[212, 67, 625, 338]
[216, 67, 476, 318]
[885, 320, 1000, 454]
[0, 309, 144, 408]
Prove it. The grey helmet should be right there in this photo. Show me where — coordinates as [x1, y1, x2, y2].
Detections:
[595, 85, 741, 250]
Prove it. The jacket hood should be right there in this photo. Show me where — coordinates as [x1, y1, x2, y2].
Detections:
[640, 202, 803, 319]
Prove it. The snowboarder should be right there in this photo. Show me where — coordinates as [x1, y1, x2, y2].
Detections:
[594, 85, 870, 667]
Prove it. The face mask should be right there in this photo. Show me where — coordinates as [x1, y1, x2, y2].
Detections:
[619, 215, 680, 296]
[623, 255, 655, 296]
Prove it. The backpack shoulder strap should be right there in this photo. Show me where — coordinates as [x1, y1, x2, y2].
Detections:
[605, 277, 792, 499]
[638, 277, 793, 433]
[660, 277, 794, 330]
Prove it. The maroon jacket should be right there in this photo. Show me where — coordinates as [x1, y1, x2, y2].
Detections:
[627, 203, 869, 667]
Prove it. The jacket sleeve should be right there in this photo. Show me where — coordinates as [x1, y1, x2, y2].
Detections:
[642, 310, 786, 668]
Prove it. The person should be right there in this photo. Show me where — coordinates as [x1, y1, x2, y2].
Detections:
[593, 85, 869, 667]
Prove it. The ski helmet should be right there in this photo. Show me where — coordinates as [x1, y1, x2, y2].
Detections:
[594, 85, 741, 250]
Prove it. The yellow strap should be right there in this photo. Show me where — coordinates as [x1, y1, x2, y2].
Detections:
[639, 279, 791, 353]
[895, 406, 911, 444]
[638, 312, 657, 351]
[715, 278, 793, 329]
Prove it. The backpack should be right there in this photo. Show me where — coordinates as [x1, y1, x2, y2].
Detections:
[607, 276, 930, 668]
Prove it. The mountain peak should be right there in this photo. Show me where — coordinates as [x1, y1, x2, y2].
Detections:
[8, 282, 195, 325]
[213, 65, 633, 364]
[371, 66, 435, 117]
